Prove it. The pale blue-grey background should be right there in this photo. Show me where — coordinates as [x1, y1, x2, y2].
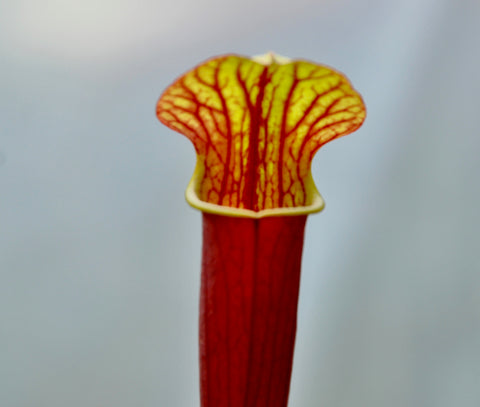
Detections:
[1, 0, 479, 406]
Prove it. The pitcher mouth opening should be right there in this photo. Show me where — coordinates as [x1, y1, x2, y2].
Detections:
[185, 160, 325, 219]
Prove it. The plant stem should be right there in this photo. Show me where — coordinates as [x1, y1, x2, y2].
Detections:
[199, 213, 307, 407]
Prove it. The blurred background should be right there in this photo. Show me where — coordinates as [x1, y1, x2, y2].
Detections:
[1, 0, 479, 406]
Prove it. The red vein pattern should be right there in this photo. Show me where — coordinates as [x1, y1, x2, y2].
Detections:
[157, 54, 366, 212]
